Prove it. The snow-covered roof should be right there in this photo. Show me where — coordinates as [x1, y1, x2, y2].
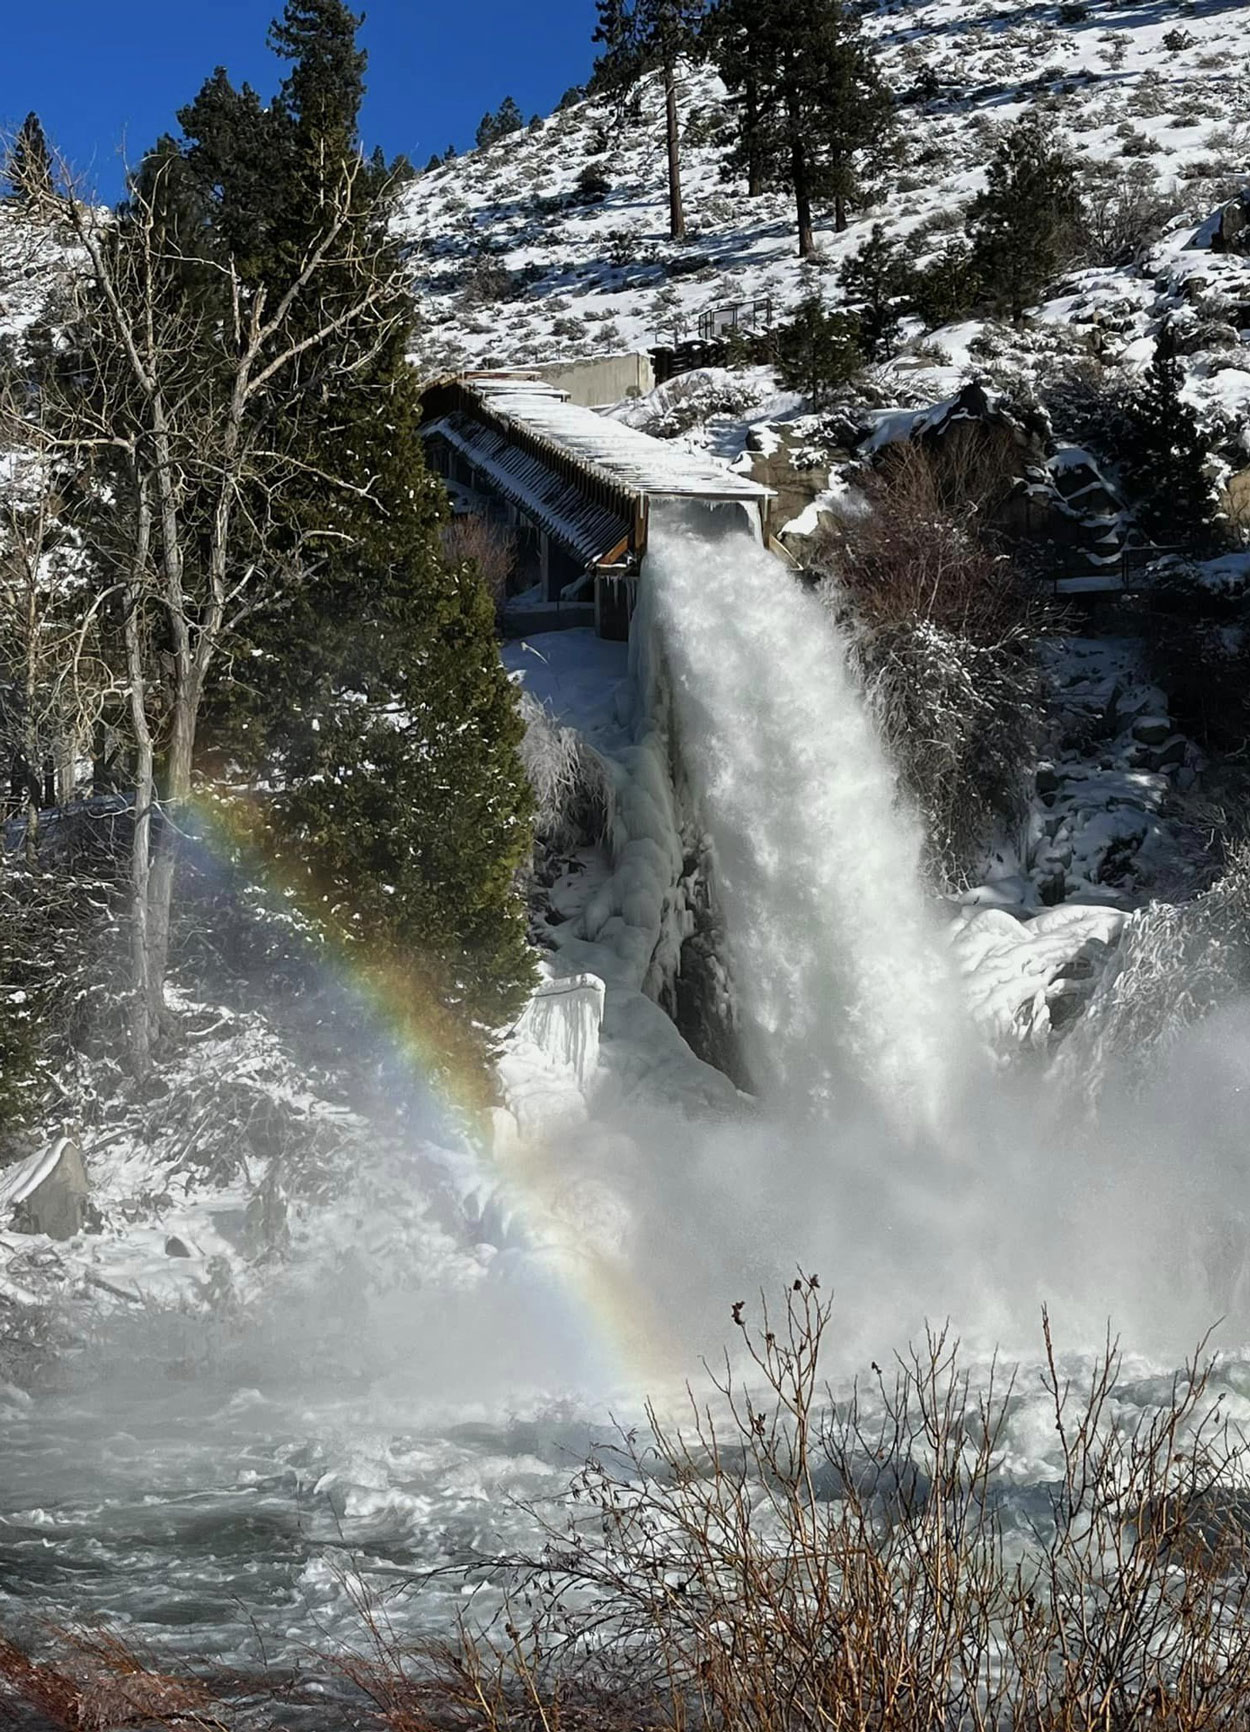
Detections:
[427, 408, 634, 569]
[423, 373, 772, 569]
[461, 376, 773, 505]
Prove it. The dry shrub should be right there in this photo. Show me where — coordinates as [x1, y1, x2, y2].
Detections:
[1080, 164, 1187, 267]
[443, 516, 516, 612]
[811, 443, 1028, 641]
[325, 1278, 1250, 1732]
[0, 1628, 229, 1730]
[810, 446, 1043, 885]
[853, 619, 1041, 887]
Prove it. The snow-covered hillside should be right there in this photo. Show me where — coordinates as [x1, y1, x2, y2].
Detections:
[402, 0, 1250, 450]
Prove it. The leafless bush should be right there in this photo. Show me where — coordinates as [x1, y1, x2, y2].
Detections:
[809, 447, 1043, 883]
[1081, 163, 1186, 266]
[7, 1283, 1250, 1731]
[443, 515, 516, 613]
[856, 619, 1041, 885]
[338, 1279, 1250, 1732]
[810, 444, 1029, 640]
[517, 692, 614, 852]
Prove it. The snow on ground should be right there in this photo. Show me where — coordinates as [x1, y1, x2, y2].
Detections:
[401, 0, 1250, 460]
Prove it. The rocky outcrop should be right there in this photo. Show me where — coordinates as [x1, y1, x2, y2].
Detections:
[743, 423, 849, 545]
[0, 1138, 91, 1240]
[1211, 191, 1250, 256]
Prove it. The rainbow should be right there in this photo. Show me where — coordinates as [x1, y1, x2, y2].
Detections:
[182, 786, 678, 1394]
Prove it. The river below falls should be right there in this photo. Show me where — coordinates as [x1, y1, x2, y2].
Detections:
[0, 1347, 604, 1668]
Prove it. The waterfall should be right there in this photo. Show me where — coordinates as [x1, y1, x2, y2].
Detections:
[640, 504, 972, 1136]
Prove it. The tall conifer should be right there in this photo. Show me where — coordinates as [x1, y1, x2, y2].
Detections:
[179, 2, 536, 1040]
[709, 0, 892, 255]
[967, 113, 1080, 325]
[6, 113, 54, 206]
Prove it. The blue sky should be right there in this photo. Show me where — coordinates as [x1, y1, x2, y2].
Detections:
[3, 0, 600, 201]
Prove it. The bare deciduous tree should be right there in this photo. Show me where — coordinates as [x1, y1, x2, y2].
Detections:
[1, 155, 412, 1071]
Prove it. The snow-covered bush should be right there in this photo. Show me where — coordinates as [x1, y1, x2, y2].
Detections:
[852, 620, 1041, 885]
[617, 368, 769, 438]
[1065, 844, 1250, 1093]
[812, 444, 1043, 882]
[517, 692, 614, 852]
[0, 827, 125, 1143]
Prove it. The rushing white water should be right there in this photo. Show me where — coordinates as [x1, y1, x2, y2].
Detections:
[639, 505, 973, 1135]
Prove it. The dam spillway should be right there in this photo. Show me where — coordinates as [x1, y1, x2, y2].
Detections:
[420, 372, 774, 637]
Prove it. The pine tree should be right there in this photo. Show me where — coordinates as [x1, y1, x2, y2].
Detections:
[774, 295, 862, 407]
[475, 96, 524, 149]
[709, 0, 893, 256]
[839, 224, 914, 360]
[1121, 322, 1214, 545]
[269, 0, 365, 152]
[179, 1, 537, 1043]
[592, 0, 705, 241]
[967, 113, 1080, 326]
[591, 0, 643, 93]
[5, 112, 54, 206]
[175, 70, 285, 273]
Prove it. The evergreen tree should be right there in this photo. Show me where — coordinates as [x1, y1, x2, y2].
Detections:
[176, 1, 536, 1043]
[967, 113, 1080, 326]
[175, 70, 285, 273]
[774, 295, 862, 406]
[5, 112, 54, 206]
[475, 96, 524, 149]
[269, 0, 365, 152]
[592, 0, 705, 241]
[702, 3, 764, 195]
[839, 224, 914, 360]
[910, 239, 980, 330]
[591, 0, 644, 93]
[1121, 322, 1214, 545]
[709, 0, 893, 256]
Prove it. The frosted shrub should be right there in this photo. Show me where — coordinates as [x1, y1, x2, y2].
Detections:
[517, 692, 614, 852]
[624, 369, 769, 439]
[852, 618, 1041, 886]
[1067, 845, 1250, 1091]
[326, 1281, 1250, 1732]
[810, 443, 1042, 884]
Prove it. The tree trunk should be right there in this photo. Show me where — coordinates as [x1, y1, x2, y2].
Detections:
[22, 575, 38, 870]
[124, 619, 155, 1072]
[123, 473, 158, 1074]
[787, 91, 815, 257]
[664, 58, 686, 242]
[834, 192, 847, 232]
[745, 72, 764, 198]
[142, 661, 202, 1040]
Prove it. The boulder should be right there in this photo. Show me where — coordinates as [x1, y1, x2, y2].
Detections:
[0, 1139, 90, 1241]
[1151, 736, 1188, 772]
[1131, 715, 1172, 747]
[1212, 195, 1250, 255]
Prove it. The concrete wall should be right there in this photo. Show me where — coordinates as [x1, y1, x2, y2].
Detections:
[526, 352, 655, 408]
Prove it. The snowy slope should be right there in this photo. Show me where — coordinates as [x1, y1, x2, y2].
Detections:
[400, 0, 1250, 449]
